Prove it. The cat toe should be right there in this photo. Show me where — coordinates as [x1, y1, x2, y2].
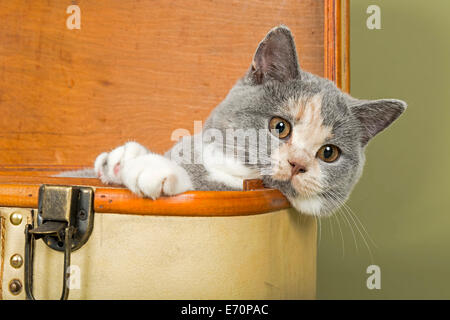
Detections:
[120, 154, 193, 199]
[94, 152, 108, 179]
[136, 169, 170, 200]
[122, 141, 149, 161]
[94, 141, 149, 185]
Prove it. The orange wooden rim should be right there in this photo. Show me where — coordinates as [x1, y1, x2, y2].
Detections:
[0, 176, 291, 217]
[324, 0, 350, 92]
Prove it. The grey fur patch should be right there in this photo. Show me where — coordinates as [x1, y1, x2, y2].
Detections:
[55, 168, 96, 178]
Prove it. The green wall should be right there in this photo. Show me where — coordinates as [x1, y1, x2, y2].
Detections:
[317, 0, 450, 299]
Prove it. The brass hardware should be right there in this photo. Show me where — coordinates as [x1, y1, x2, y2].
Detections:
[10, 254, 23, 268]
[24, 185, 94, 300]
[10, 212, 23, 225]
[9, 279, 23, 295]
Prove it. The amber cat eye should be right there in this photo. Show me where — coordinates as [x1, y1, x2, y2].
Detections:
[269, 117, 291, 139]
[317, 144, 341, 163]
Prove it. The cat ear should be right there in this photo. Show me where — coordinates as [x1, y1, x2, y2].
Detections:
[349, 98, 407, 146]
[246, 25, 300, 85]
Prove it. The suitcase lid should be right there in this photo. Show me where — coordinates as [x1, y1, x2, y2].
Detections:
[0, 165, 291, 216]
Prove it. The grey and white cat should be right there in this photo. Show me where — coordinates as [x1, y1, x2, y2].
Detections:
[63, 26, 406, 216]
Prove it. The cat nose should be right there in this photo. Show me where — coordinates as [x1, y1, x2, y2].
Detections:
[288, 160, 307, 175]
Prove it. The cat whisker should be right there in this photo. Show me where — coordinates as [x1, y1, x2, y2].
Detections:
[331, 189, 377, 249]
[315, 215, 322, 245]
[303, 189, 322, 245]
[325, 190, 374, 262]
[325, 191, 359, 250]
[333, 203, 345, 258]
[328, 209, 335, 239]
[322, 192, 352, 256]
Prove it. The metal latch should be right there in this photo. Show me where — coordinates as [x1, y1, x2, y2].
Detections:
[24, 185, 94, 300]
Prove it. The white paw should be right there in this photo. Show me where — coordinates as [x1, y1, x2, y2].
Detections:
[121, 154, 193, 199]
[94, 141, 149, 184]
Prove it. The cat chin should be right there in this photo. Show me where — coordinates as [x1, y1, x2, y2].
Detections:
[288, 195, 329, 217]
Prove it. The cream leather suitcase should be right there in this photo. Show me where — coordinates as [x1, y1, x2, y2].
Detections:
[0, 173, 316, 299]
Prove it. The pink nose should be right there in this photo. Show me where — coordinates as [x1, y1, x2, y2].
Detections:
[288, 160, 307, 175]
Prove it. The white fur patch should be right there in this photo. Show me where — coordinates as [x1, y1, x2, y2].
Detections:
[289, 195, 323, 216]
[121, 154, 193, 199]
[202, 143, 260, 189]
[95, 141, 149, 185]
[94, 141, 192, 199]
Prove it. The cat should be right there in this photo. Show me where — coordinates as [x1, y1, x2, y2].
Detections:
[60, 26, 406, 216]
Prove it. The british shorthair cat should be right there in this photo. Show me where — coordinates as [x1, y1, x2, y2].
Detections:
[61, 26, 406, 216]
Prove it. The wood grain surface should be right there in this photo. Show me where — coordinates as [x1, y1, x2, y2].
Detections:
[0, 0, 325, 166]
[324, 0, 350, 91]
[0, 164, 86, 176]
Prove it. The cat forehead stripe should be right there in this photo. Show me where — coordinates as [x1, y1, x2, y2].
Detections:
[289, 94, 333, 149]
[289, 94, 323, 121]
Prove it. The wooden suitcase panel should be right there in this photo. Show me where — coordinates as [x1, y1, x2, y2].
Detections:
[0, 0, 325, 166]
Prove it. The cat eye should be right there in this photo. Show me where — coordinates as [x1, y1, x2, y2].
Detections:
[269, 117, 291, 139]
[317, 144, 341, 163]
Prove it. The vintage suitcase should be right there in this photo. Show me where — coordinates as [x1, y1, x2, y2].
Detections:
[0, 0, 348, 299]
[0, 170, 317, 299]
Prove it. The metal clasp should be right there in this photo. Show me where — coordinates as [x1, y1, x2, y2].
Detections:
[24, 185, 94, 300]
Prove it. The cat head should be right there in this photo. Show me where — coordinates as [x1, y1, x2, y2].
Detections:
[204, 26, 406, 216]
